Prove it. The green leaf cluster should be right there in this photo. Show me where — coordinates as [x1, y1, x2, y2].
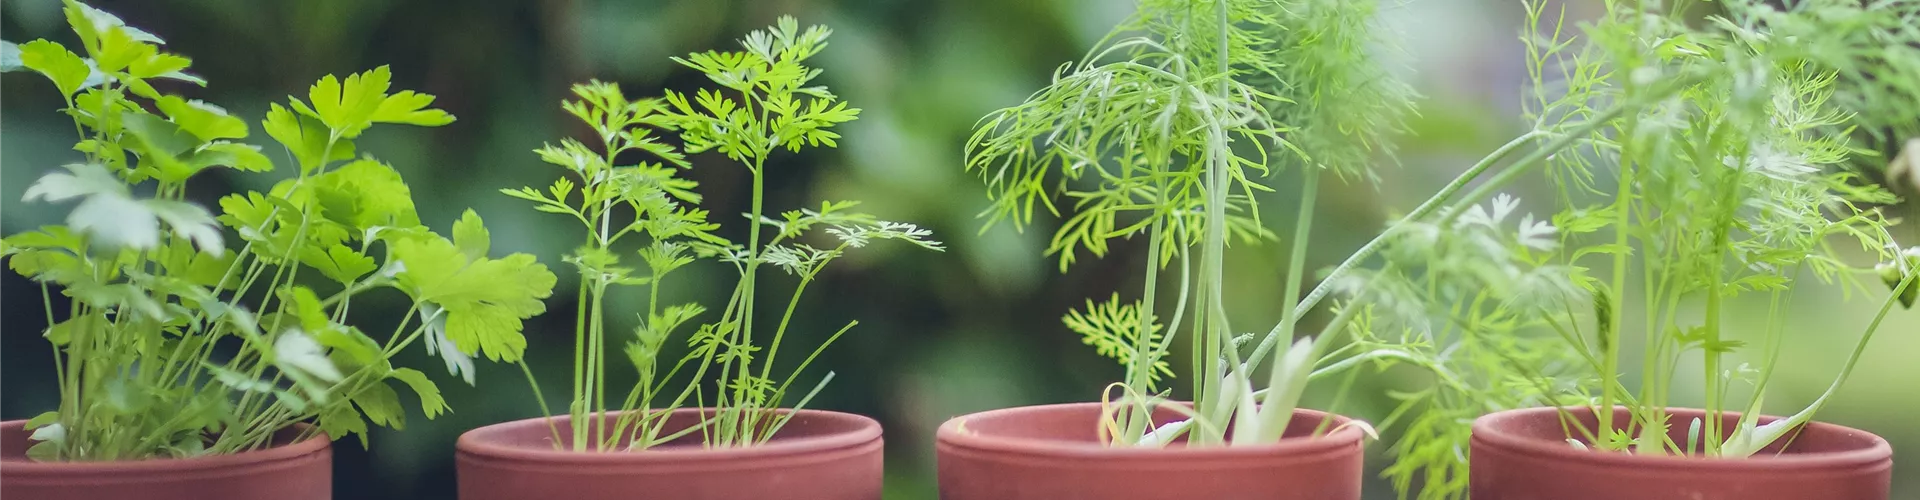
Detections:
[506, 18, 939, 451]
[1, 1, 552, 461]
[966, 0, 1420, 453]
[1345, 2, 1920, 497]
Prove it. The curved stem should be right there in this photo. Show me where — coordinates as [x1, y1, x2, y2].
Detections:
[1258, 130, 1547, 356]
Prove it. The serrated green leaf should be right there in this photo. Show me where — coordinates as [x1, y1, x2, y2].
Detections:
[186, 142, 274, 173]
[156, 96, 246, 142]
[392, 235, 556, 362]
[307, 159, 421, 231]
[304, 68, 388, 137]
[300, 66, 450, 138]
[351, 381, 406, 430]
[92, 25, 155, 74]
[262, 103, 355, 172]
[18, 39, 89, 97]
[301, 244, 376, 284]
[121, 111, 204, 181]
[452, 210, 489, 260]
[388, 368, 448, 419]
[371, 90, 455, 127]
[316, 400, 369, 447]
[280, 286, 329, 332]
[315, 324, 384, 372]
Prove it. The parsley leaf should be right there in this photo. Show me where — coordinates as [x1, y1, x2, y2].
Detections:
[391, 213, 556, 362]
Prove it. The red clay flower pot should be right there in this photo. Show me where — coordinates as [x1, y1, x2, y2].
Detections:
[934, 402, 1366, 500]
[455, 409, 883, 500]
[0, 420, 331, 500]
[1471, 406, 1893, 500]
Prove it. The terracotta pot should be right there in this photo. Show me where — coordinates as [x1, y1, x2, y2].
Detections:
[0, 420, 331, 500]
[934, 402, 1366, 500]
[455, 409, 883, 500]
[1471, 406, 1892, 500]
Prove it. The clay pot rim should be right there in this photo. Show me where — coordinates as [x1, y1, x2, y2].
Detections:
[456, 408, 881, 464]
[934, 402, 1364, 460]
[0, 420, 329, 476]
[1471, 406, 1891, 471]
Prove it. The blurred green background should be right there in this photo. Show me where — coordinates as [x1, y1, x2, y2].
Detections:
[3, 0, 1917, 498]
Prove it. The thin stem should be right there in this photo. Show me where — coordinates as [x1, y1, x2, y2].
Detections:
[1262, 166, 1320, 371]
[1262, 130, 1547, 355]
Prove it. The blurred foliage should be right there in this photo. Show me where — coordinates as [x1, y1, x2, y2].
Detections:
[3, 0, 1917, 498]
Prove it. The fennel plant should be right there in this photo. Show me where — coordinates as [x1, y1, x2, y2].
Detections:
[967, 0, 1431, 447]
[2, 1, 555, 461]
[1350, 1, 1920, 497]
[507, 17, 941, 451]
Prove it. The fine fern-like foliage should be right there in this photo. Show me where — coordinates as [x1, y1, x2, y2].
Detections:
[1, 1, 554, 460]
[967, 0, 1424, 449]
[1260, 0, 1419, 182]
[1348, 1, 1920, 497]
[508, 17, 941, 451]
[1064, 294, 1173, 384]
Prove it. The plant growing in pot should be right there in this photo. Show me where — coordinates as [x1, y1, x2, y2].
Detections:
[0, 2, 557, 499]
[1339, 1, 1920, 499]
[937, 0, 1448, 497]
[454, 17, 941, 500]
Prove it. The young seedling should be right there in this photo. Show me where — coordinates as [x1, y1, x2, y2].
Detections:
[507, 17, 941, 451]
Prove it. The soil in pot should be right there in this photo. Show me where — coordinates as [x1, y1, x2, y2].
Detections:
[0, 420, 332, 500]
[1471, 406, 1892, 500]
[934, 402, 1366, 500]
[455, 409, 883, 500]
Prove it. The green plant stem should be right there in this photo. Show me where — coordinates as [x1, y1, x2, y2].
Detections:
[520, 359, 564, 447]
[1263, 166, 1321, 371]
[758, 275, 814, 386]
[1600, 122, 1636, 442]
[569, 271, 590, 450]
[1188, 0, 1235, 435]
[1257, 130, 1546, 357]
[1120, 215, 1165, 444]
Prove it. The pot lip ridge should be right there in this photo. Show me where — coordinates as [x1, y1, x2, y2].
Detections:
[934, 402, 1364, 460]
[456, 408, 882, 463]
[1471, 406, 1891, 470]
[0, 420, 330, 474]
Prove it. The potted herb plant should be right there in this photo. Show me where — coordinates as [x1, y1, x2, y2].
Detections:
[1336, 1, 1920, 499]
[453, 17, 941, 500]
[0, 2, 556, 499]
[936, 0, 1432, 498]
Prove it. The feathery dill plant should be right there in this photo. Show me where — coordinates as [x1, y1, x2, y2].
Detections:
[1, 1, 555, 460]
[967, 0, 1439, 447]
[1349, 1, 1920, 497]
[506, 17, 942, 451]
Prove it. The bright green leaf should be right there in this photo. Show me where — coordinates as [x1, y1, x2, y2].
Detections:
[307, 159, 421, 231]
[371, 90, 455, 127]
[351, 381, 406, 430]
[452, 210, 489, 260]
[388, 368, 449, 419]
[300, 244, 376, 284]
[17, 39, 90, 98]
[156, 96, 246, 142]
[262, 103, 355, 172]
[186, 142, 274, 173]
[392, 236, 556, 362]
[316, 400, 369, 447]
